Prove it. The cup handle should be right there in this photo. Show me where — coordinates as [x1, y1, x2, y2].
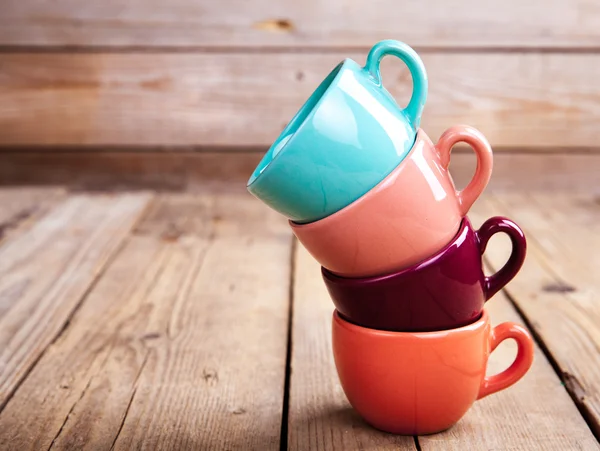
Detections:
[436, 125, 494, 216]
[363, 40, 428, 129]
[476, 216, 527, 300]
[477, 322, 534, 399]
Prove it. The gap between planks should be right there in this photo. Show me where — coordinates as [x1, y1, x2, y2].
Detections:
[0, 191, 153, 411]
[1, 189, 599, 449]
[0, 191, 293, 450]
[279, 238, 297, 451]
[470, 193, 600, 440]
[288, 193, 600, 450]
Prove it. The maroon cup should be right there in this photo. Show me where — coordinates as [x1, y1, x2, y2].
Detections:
[322, 216, 526, 332]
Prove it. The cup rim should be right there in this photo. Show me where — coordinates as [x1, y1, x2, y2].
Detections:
[333, 309, 488, 337]
[247, 58, 355, 188]
[288, 128, 429, 228]
[322, 216, 471, 284]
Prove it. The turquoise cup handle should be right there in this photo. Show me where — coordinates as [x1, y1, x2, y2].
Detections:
[364, 40, 428, 129]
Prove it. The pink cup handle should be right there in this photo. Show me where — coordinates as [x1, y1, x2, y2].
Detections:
[436, 125, 494, 216]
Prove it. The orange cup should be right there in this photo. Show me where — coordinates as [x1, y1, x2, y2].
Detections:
[332, 310, 534, 435]
[290, 126, 493, 277]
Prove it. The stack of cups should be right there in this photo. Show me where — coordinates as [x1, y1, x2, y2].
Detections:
[248, 40, 534, 435]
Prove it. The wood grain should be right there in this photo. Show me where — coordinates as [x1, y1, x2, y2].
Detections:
[289, 243, 598, 449]
[0, 186, 598, 449]
[0, 192, 292, 450]
[1, 0, 599, 48]
[134, 191, 290, 240]
[1, 52, 600, 148]
[0, 193, 151, 410]
[469, 193, 600, 439]
[288, 244, 416, 450]
[0, 187, 65, 243]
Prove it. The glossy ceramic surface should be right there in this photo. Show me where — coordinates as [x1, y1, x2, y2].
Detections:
[332, 310, 534, 435]
[247, 40, 428, 223]
[323, 216, 526, 332]
[290, 126, 493, 277]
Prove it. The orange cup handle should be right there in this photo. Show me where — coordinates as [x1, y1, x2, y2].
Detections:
[436, 125, 494, 216]
[477, 322, 534, 399]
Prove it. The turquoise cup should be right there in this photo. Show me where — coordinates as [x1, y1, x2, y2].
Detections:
[247, 40, 428, 223]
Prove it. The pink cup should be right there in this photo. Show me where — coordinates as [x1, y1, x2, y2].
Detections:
[290, 126, 493, 277]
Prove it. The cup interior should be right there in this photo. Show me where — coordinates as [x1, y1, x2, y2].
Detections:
[247, 61, 345, 186]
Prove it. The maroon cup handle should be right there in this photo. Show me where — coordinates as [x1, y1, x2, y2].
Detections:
[476, 216, 527, 300]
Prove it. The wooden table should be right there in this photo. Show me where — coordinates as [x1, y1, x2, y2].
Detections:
[0, 182, 599, 450]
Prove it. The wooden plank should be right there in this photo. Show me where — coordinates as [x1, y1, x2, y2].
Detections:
[470, 192, 600, 438]
[0, 193, 151, 409]
[291, 241, 599, 449]
[0, 0, 599, 48]
[0, 187, 65, 243]
[0, 192, 292, 450]
[1, 53, 600, 148]
[288, 243, 416, 450]
[134, 191, 291, 239]
[1, 152, 598, 193]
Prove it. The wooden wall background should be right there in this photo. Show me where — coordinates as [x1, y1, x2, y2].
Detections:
[1, 0, 600, 157]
